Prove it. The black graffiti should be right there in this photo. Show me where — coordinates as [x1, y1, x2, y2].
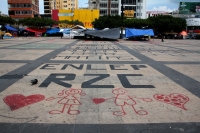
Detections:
[61, 64, 84, 70]
[87, 65, 106, 70]
[110, 65, 128, 70]
[40, 64, 148, 71]
[40, 64, 60, 70]
[39, 73, 154, 88]
[81, 74, 114, 88]
[131, 65, 147, 70]
[117, 74, 155, 88]
[39, 73, 75, 88]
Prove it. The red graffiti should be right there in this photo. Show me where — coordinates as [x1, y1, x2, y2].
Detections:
[3, 94, 45, 111]
[46, 88, 85, 115]
[154, 93, 189, 110]
[92, 98, 106, 104]
[112, 88, 153, 116]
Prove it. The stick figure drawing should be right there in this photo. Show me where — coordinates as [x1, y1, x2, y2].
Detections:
[112, 88, 153, 116]
[46, 88, 86, 115]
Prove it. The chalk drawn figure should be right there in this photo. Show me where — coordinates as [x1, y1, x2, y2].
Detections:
[46, 88, 86, 115]
[112, 88, 153, 116]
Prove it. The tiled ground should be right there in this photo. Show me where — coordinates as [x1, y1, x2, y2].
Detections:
[0, 37, 200, 133]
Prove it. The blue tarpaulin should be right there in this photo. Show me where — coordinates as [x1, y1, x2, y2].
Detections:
[5, 25, 18, 31]
[125, 28, 154, 38]
[46, 28, 60, 34]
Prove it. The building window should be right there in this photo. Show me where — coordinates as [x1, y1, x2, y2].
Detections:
[124, 0, 136, 5]
[100, 3, 108, 8]
[136, 13, 142, 16]
[111, 3, 118, 8]
[111, 10, 118, 15]
[100, 9, 107, 15]
[125, 6, 136, 11]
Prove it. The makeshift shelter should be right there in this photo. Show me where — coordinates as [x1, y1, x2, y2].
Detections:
[25, 28, 46, 33]
[25, 28, 47, 36]
[59, 28, 72, 38]
[82, 28, 120, 40]
[59, 28, 70, 34]
[125, 28, 154, 38]
[46, 28, 60, 34]
[71, 25, 86, 30]
[179, 31, 187, 36]
[5, 25, 18, 31]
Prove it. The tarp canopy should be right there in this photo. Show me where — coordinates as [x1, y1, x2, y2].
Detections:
[71, 25, 86, 30]
[59, 28, 70, 34]
[125, 28, 154, 38]
[25, 28, 46, 33]
[179, 31, 187, 36]
[5, 25, 18, 31]
[46, 28, 60, 34]
[82, 28, 120, 39]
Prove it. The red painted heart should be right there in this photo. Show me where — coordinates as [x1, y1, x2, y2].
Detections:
[92, 98, 106, 104]
[154, 93, 189, 110]
[3, 94, 45, 111]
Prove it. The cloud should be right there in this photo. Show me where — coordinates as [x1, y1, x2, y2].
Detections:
[149, 6, 176, 12]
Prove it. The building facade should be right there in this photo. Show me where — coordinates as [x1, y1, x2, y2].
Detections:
[88, 0, 146, 19]
[186, 18, 200, 34]
[172, 2, 200, 34]
[146, 11, 169, 18]
[52, 9, 99, 28]
[44, 0, 78, 15]
[8, 0, 39, 20]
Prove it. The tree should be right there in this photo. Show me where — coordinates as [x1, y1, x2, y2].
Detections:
[18, 18, 57, 28]
[147, 15, 186, 33]
[124, 18, 151, 28]
[91, 14, 186, 33]
[92, 15, 122, 29]
[58, 20, 83, 28]
[0, 16, 16, 25]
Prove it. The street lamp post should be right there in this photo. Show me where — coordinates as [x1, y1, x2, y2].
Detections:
[120, 0, 124, 39]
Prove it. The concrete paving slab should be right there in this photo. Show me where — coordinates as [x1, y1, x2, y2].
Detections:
[0, 38, 200, 132]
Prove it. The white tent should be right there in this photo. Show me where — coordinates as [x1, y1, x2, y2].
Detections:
[71, 25, 86, 30]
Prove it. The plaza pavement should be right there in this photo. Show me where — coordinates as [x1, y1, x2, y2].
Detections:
[0, 37, 200, 133]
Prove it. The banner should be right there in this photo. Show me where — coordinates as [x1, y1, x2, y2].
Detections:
[179, 2, 200, 14]
[124, 10, 134, 18]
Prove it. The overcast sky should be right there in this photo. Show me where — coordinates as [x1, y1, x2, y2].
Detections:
[0, 0, 200, 15]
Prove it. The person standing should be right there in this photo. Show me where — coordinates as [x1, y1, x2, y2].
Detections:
[61, 32, 63, 39]
[0, 30, 4, 39]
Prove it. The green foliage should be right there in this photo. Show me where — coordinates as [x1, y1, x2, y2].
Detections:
[58, 20, 83, 26]
[92, 15, 186, 33]
[92, 15, 122, 29]
[0, 16, 16, 25]
[124, 18, 151, 28]
[72, 20, 84, 26]
[147, 15, 186, 33]
[18, 17, 57, 27]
